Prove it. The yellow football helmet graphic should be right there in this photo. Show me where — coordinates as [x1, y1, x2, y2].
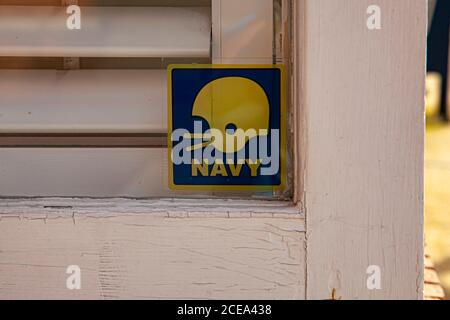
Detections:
[191, 76, 270, 153]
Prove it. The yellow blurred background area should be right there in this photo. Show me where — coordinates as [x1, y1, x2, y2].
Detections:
[425, 75, 450, 298]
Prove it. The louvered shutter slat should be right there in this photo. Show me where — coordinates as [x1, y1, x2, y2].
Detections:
[0, 70, 166, 133]
[0, 6, 211, 58]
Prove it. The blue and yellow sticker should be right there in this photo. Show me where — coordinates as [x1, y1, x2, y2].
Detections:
[168, 65, 286, 191]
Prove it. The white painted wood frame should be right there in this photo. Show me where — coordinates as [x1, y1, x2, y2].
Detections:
[297, 0, 426, 299]
[0, 0, 426, 300]
[0, 202, 306, 300]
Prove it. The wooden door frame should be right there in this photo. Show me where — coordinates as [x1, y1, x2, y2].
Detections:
[0, 0, 426, 300]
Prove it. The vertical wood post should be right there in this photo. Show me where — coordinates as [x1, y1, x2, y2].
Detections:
[300, 0, 427, 299]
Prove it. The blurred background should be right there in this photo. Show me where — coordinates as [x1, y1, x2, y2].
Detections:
[425, 0, 450, 300]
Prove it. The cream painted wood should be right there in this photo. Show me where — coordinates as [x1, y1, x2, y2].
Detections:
[0, 198, 304, 216]
[299, 0, 426, 299]
[0, 210, 305, 299]
[0, 6, 211, 58]
[0, 70, 166, 133]
[212, 0, 273, 64]
[0, 0, 427, 300]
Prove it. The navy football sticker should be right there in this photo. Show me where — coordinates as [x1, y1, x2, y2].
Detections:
[168, 65, 286, 190]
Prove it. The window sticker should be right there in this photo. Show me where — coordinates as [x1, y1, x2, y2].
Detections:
[168, 65, 286, 191]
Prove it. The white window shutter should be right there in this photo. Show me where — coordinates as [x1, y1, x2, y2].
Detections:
[0, 1, 276, 197]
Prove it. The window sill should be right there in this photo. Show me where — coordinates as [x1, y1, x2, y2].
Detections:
[0, 197, 304, 219]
